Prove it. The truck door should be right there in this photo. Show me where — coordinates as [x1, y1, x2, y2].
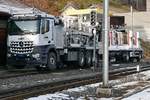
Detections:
[40, 19, 54, 45]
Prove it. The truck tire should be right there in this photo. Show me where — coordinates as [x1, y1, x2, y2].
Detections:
[47, 52, 57, 70]
[85, 51, 92, 67]
[78, 51, 85, 67]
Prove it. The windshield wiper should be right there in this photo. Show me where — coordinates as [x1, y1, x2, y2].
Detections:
[23, 30, 37, 35]
[22, 30, 32, 35]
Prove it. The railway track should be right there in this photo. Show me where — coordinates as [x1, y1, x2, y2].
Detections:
[0, 61, 148, 80]
[0, 69, 38, 79]
[0, 64, 150, 100]
[0, 67, 79, 79]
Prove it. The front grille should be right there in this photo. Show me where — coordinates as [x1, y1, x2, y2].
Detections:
[10, 41, 33, 54]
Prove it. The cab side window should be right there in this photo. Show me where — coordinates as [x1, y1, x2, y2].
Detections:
[41, 19, 50, 33]
[45, 20, 50, 32]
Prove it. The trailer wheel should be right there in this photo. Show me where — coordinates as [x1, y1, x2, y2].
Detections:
[47, 52, 57, 70]
[86, 52, 92, 67]
[78, 51, 85, 67]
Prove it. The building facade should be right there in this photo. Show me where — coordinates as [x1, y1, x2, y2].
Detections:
[146, 0, 150, 11]
[114, 12, 150, 41]
[120, 0, 146, 11]
[61, 5, 103, 33]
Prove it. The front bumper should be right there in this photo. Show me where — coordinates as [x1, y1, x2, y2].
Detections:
[7, 54, 45, 66]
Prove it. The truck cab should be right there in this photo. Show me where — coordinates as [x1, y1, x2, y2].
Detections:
[7, 14, 57, 69]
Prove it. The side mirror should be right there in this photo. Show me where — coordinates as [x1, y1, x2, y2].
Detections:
[54, 18, 64, 26]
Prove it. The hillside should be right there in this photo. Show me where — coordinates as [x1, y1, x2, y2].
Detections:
[14, 0, 130, 15]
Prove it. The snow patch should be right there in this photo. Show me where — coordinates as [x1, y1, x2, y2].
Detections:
[141, 70, 150, 80]
[122, 88, 150, 100]
[26, 93, 74, 100]
[114, 81, 138, 88]
[66, 83, 100, 92]
[66, 86, 87, 92]
[98, 98, 113, 100]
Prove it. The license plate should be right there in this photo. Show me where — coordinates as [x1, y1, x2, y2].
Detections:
[16, 54, 25, 58]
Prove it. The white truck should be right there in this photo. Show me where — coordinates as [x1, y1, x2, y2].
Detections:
[7, 12, 99, 70]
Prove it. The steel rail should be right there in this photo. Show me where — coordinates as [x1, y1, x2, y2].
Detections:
[0, 64, 149, 100]
[0, 61, 147, 80]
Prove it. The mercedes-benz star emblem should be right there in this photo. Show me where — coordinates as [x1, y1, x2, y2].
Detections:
[19, 41, 24, 47]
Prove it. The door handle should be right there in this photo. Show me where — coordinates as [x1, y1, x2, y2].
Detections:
[44, 36, 48, 39]
[48, 41, 51, 43]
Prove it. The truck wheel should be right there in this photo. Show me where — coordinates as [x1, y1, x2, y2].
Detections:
[86, 52, 92, 67]
[78, 51, 85, 67]
[47, 52, 57, 70]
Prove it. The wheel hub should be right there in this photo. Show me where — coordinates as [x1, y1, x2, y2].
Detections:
[50, 58, 55, 65]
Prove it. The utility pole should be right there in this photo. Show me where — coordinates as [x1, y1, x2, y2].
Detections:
[96, 0, 113, 96]
[103, 0, 109, 87]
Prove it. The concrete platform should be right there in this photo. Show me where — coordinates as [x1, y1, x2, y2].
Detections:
[96, 87, 121, 97]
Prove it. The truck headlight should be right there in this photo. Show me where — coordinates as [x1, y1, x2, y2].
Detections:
[32, 53, 40, 58]
[7, 53, 11, 57]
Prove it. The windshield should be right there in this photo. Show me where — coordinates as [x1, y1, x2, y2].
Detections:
[8, 20, 40, 35]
